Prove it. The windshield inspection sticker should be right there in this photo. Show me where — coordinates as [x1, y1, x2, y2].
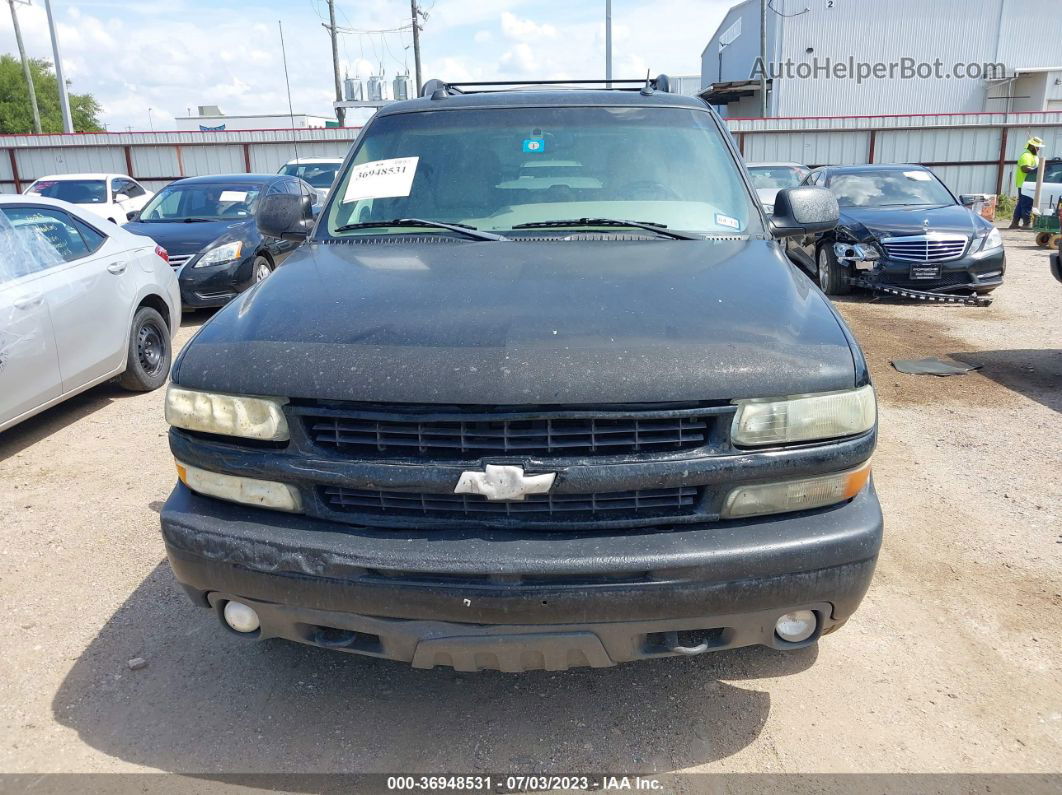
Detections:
[715, 213, 740, 229]
[522, 138, 546, 153]
[342, 156, 419, 203]
[218, 191, 248, 202]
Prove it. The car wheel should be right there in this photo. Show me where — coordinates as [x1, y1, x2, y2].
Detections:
[118, 306, 171, 392]
[817, 245, 852, 296]
[253, 256, 273, 283]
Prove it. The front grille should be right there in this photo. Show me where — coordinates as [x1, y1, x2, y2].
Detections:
[302, 409, 713, 458]
[881, 235, 968, 262]
[321, 485, 699, 520]
[168, 253, 194, 268]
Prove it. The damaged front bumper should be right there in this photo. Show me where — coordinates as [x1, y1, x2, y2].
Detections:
[834, 240, 1005, 293]
[159, 482, 883, 671]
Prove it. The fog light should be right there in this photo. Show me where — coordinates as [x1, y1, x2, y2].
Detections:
[223, 601, 260, 633]
[775, 610, 817, 643]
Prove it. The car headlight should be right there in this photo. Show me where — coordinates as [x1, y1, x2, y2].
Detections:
[175, 460, 302, 512]
[194, 240, 244, 267]
[978, 227, 1002, 252]
[721, 461, 871, 518]
[165, 386, 289, 441]
[732, 385, 876, 447]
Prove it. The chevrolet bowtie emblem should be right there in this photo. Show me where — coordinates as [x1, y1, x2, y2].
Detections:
[454, 464, 556, 501]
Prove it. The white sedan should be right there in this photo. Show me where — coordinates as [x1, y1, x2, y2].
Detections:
[0, 194, 180, 433]
[23, 173, 154, 225]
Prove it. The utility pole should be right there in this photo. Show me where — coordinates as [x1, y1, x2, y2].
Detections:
[325, 0, 345, 126]
[410, 0, 422, 94]
[8, 0, 41, 133]
[759, 0, 768, 117]
[604, 0, 612, 87]
[43, 0, 73, 133]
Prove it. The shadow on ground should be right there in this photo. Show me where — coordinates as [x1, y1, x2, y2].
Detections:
[950, 348, 1062, 413]
[52, 561, 816, 777]
[0, 385, 126, 462]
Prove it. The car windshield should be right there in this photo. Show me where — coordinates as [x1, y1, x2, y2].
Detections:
[829, 170, 955, 208]
[138, 183, 262, 221]
[748, 166, 808, 190]
[279, 162, 341, 189]
[27, 179, 107, 204]
[322, 105, 756, 237]
[1042, 160, 1062, 183]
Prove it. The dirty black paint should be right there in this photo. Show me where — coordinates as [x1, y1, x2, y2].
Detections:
[174, 238, 859, 404]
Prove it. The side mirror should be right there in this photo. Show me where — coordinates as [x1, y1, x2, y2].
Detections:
[959, 194, 980, 207]
[769, 187, 839, 238]
[114, 193, 131, 204]
[257, 193, 314, 241]
[125, 210, 140, 222]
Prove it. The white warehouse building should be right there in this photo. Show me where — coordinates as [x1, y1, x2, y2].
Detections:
[701, 0, 1062, 118]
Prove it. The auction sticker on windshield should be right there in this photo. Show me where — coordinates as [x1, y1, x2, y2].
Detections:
[343, 157, 419, 203]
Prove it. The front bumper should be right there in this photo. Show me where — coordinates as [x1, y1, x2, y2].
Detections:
[160, 482, 883, 671]
[871, 246, 1005, 293]
[178, 255, 256, 308]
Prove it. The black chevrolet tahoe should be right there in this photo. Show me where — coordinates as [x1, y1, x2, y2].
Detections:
[159, 76, 882, 672]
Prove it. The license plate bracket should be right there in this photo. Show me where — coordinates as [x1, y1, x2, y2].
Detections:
[910, 263, 942, 280]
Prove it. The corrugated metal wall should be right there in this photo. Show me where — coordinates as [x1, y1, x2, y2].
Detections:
[0, 127, 361, 194]
[731, 110, 1062, 197]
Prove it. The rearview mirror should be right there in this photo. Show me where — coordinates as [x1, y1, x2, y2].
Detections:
[125, 210, 140, 222]
[959, 194, 980, 207]
[114, 193, 130, 204]
[769, 187, 839, 238]
[258, 194, 314, 241]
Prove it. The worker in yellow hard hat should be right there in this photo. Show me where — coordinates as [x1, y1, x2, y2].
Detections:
[1009, 136, 1045, 229]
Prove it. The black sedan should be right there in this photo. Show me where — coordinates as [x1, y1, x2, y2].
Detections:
[124, 174, 317, 309]
[787, 164, 1005, 296]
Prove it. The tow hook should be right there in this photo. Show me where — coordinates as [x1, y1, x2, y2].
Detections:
[662, 630, 711, 655]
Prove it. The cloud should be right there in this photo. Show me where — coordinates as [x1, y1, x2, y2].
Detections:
[500, 11, 558, 41]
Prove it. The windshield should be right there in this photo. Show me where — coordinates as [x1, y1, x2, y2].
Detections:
[829, 169, 955, 208]
[279, 162, 341, 189]
[27, 179, 107, 204]
[747, 165, 808, 190]
[322, 106, 756, 238]
[138, 183, 262, 221]
[1042, 160, 1062, 183]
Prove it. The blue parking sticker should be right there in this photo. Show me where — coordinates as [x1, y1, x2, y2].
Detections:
[522, 138, 546, 153]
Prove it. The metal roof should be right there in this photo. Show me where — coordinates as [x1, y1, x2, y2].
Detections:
[376, 89, 706, 116]
[170, 173, 284, 185]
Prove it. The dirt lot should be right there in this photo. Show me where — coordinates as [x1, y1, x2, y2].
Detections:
[0, 228, 1059, 778]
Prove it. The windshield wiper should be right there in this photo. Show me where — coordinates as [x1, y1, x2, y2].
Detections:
[333, 218, 509, 242]
[511, 218, 701, 240]
[180, 217, 217, 223]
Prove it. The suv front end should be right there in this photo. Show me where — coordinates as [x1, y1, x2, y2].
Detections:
[158, 79, 882, 672]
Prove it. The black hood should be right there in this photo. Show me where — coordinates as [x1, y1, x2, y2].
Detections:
[174, 239, 858, 404]
[837, 203, 990, 242]
[122, 218, 253, 256]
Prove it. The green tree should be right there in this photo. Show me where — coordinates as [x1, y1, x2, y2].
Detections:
[0, 54, 103, 133]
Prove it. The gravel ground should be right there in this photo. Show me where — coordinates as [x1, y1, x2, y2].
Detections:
[0, 228, 1059, 777]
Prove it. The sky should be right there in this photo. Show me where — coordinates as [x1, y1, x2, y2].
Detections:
[0, 0, 732, 131]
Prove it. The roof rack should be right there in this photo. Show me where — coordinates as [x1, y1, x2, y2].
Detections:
[419, 75, 673, 99]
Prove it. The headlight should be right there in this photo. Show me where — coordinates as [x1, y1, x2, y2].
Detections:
[722, 461, 871, 518]
[978, 227, 1002, 252]
[175, 460, 302, 512]
[194, 240, 244, 267]
[732, 385, 876, 447]
[165, 386, 289, 441]
[833, 242, 880, 262]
